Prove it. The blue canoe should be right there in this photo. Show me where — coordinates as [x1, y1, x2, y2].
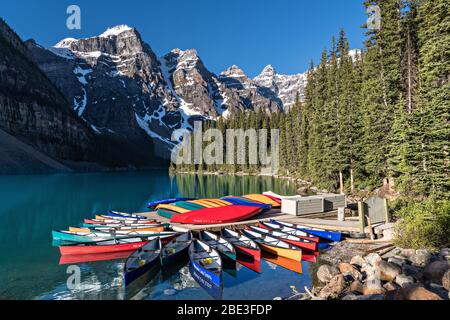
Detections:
[221, 197, 272, 211]
[147, 198, 196, 208]
[124, 238, 161, 286]
[270, 220, 342, 242]
[189, 240, 222, 288]
[189, 262, 223, 300]
[106, 210, 147, 220]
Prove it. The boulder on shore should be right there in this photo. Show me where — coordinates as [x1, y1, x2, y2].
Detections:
[378, 260, 402, 282]
[318, 274, 346, 299]
[338, 262, 361, 281]
[388, 256, 408, 267]
[394, 285, 443, 300]
[317, 265, 340, 284]
[342, 294, 385, 301]
[400, 248, 416, 257]
[395, 274, 415, 288]
[365, 253, 382, 266]
[423, 260, 450, 284]
[409, 251, 431, 268]
[350, 255, 366, 267]
[363, 282, 386, 295]
[442, 270, 450, 291]
[383, 282, 399, 292]
[349, 280, 364, 294]
[402, 264, 421, 280]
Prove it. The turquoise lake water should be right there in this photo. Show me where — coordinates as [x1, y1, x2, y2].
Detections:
[0, 171, 317, 300]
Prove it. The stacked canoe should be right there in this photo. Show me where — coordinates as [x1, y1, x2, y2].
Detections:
[149, 194, 280, 225]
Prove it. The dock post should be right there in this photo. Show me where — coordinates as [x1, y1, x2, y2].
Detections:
[337, 207, 345, 222]
[384, 198, 391, 223]
[358, 201, 366, 233]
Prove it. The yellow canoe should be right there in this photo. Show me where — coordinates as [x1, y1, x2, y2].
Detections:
[202, 199, 233, 207]
[155, 204, 190, 214]
[243, 194, 281, 208]
[188, 200, 219, 208]
[259, 243, 302, 261]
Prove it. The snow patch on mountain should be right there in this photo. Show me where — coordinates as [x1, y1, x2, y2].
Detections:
[135, 113, 175, 147]
[54, 38, 77, 48]
[100, 25, 133, 38]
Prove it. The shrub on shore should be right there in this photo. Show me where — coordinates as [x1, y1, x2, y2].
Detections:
[393, 198, 450, 251]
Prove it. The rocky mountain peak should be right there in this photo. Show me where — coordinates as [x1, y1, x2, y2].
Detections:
[261, 64, 277, 76]
[220, 65, 247, 79]
[52, 25, 148, 58]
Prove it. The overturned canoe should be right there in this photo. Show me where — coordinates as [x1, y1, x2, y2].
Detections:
[171, 205, 262, 225]
[172, 201, 205, 211]
[189, 199, 232, 208]
[221, 196, 272, 211]
[243, 194, 281, 208]
[147, 198, 196, 208]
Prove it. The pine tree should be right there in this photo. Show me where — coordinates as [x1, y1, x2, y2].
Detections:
[298, 62, 315, 179]
[307, 49, 329, 186]
[412, 0, 450, 197]
[321, 37, 340, 190]
[361, 0, 404, 189]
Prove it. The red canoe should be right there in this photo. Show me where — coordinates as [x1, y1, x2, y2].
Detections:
[246, 225, 318, 252]
[221, 228, 261, 273]
[260, 194, 282, 204]
[59, 239, 149, 255]
[170, 205, 262, 225]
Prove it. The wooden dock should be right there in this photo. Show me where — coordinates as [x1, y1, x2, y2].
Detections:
[137, 209, 364, 234]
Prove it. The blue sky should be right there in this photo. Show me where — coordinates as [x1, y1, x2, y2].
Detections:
[1, 0, 367, 77]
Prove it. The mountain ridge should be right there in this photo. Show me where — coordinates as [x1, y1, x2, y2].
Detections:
[25, 24, 309, 155]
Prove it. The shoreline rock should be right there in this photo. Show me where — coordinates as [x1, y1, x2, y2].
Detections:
[301, 242, 450, 301]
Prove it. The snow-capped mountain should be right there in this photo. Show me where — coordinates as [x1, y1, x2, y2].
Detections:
[26, 25, 309, 156]
[253, 65, 307, 109]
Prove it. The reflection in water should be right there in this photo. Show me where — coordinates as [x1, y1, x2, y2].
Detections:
[262, 253, 303, 274]
[236, 251, 261, 274]
[0, 171, 309, 300]
[189, 262, 223, 300]
[174, 174, 297, 199]
[59, 251, 133, 265]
